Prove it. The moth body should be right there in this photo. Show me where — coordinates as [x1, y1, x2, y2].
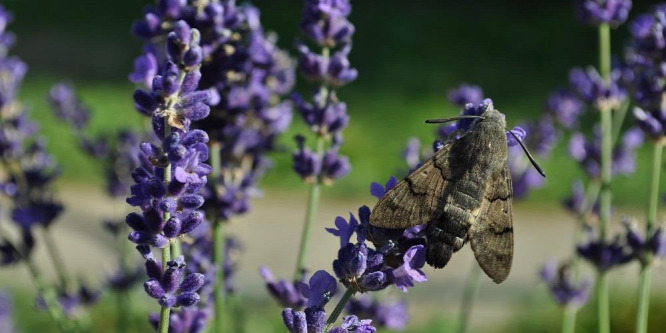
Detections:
[369, 108, 515, 283]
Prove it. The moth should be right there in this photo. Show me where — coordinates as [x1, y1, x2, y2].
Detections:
[369, 107, 545, 283]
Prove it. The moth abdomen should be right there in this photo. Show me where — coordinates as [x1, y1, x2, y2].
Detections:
[425, 215, 469, 268]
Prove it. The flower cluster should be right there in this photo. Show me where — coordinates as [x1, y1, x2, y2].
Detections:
[292, 0, 356, 184]
[281, 270, 339, 333]
[569, 67, 627, 111]
[575, 0, 632, 27]
[127, 21, 209, 309]
[624, 4, 666, 140]
[0, 4, 59, 265]
[562, 180, 601, 218]
[48, 83, 149, 199]
[346, 296, 408, 331]
[568, 126, 643, 178]
[622, 218, 666, 264]
[539, 260, 591, 309]
[260, 266, 307, 309]
[508, 117, 558, 198]
[131, 2, 295, 222]
[140, 250, 204, 308]
[447, 83, 483, 108]
[437, 99, 526, 145]
[546, 88, 585, 129]
[577, 226, 634, 272]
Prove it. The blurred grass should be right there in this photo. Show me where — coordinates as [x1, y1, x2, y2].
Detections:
[21, 75, 666, 208]
[8, 286, 666, 332]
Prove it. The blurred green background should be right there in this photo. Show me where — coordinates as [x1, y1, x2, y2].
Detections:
[3, 1, 666, 333]
[4, 0, 663, 206]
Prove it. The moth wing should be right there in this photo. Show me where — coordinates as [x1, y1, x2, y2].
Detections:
[469, 164, 513, 284]
[369, 143, 453, 229]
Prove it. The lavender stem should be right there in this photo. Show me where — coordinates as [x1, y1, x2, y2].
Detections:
[635, 141, 663, 333]
[562, 306, 577, 333]
[597, 22, 612, 333]
[41, 229, 69, 290]
[158, 118, 173, 333]
[324, 286, 356, 331]
[0, 227, 72, 332]
[457, 264, 482, 333]
[213, 220, 225, 331]
[209, 140, 225, 333]
[293, 135, 325, 280]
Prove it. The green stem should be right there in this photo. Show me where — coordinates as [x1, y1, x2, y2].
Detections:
[611, 101, 630, 144]
[41, 228, 69, 290]
[209, 141, 225, 333]
[293, 136, 325, 280]
[158, 119, 173, 333]
[597, 23, 612, 333]
[324, 287, 356, 331]
[293, 45, 331, 279]
[457, 264, 482, 333]
[597, 272, 610, 333]
[0, 228, 72, 332]
[635, 142, 662, 333]
[213, 221, 225, 332]
[562, 307, 577, 333]
[117, 224, 132, 332]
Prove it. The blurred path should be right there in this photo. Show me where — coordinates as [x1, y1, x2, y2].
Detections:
[1, 185, 663, 330]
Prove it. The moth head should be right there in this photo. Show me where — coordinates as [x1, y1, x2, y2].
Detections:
[480, 108, 506, 128]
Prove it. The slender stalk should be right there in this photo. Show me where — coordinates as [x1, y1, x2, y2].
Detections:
[293, 135, 325, 280]
[116, 224, 131, 332]
[597, 23, 612, 333]
[635, 142, 663, 333]
[41, 228, 69, 290]
[213, 220, 225, 332]
[209, 141, 225, 333]
[158, 120, 173, 333]
[324, 287, 356, 331]
[562, 307, 577, 333]
[457, 264, 482, 333]
[292, 46, 331, 280]
[0, 227, 72, 332]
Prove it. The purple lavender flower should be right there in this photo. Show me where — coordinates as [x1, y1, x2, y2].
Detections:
[436, 99, 526, 147]
[261, 266, 307, 309]
[577, 227, 633, 271]
[575, 0, 632, 27]
[127, 22, 213, 312]
[369, 177, 398, 200]
[0, 4, 62, 264]
[328, 207, 427, 293]
[329, 315, 377, 333]
[622, 218, 666, 262]
[447, 83, 483, 107]
[508, 117, 558, 198]
[301, 0, 354, 48]
[346, 296, 408, 331]
[624, 5, 666, 140]
[562, 180, 600, 217]
[568, 126, 643, 178]
[149, 307, 210, 333]
[569, 67, 626, 111]
[540, 260, 591, 308]
[546, 88, 584, 129]
[144, 256, 205, 308]
[48, 83, 90, 130]
[282, 270, 338, 333]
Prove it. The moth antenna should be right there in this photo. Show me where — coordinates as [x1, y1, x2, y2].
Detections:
[506, 128, 546, 178]
[425, 115, 485, 124]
